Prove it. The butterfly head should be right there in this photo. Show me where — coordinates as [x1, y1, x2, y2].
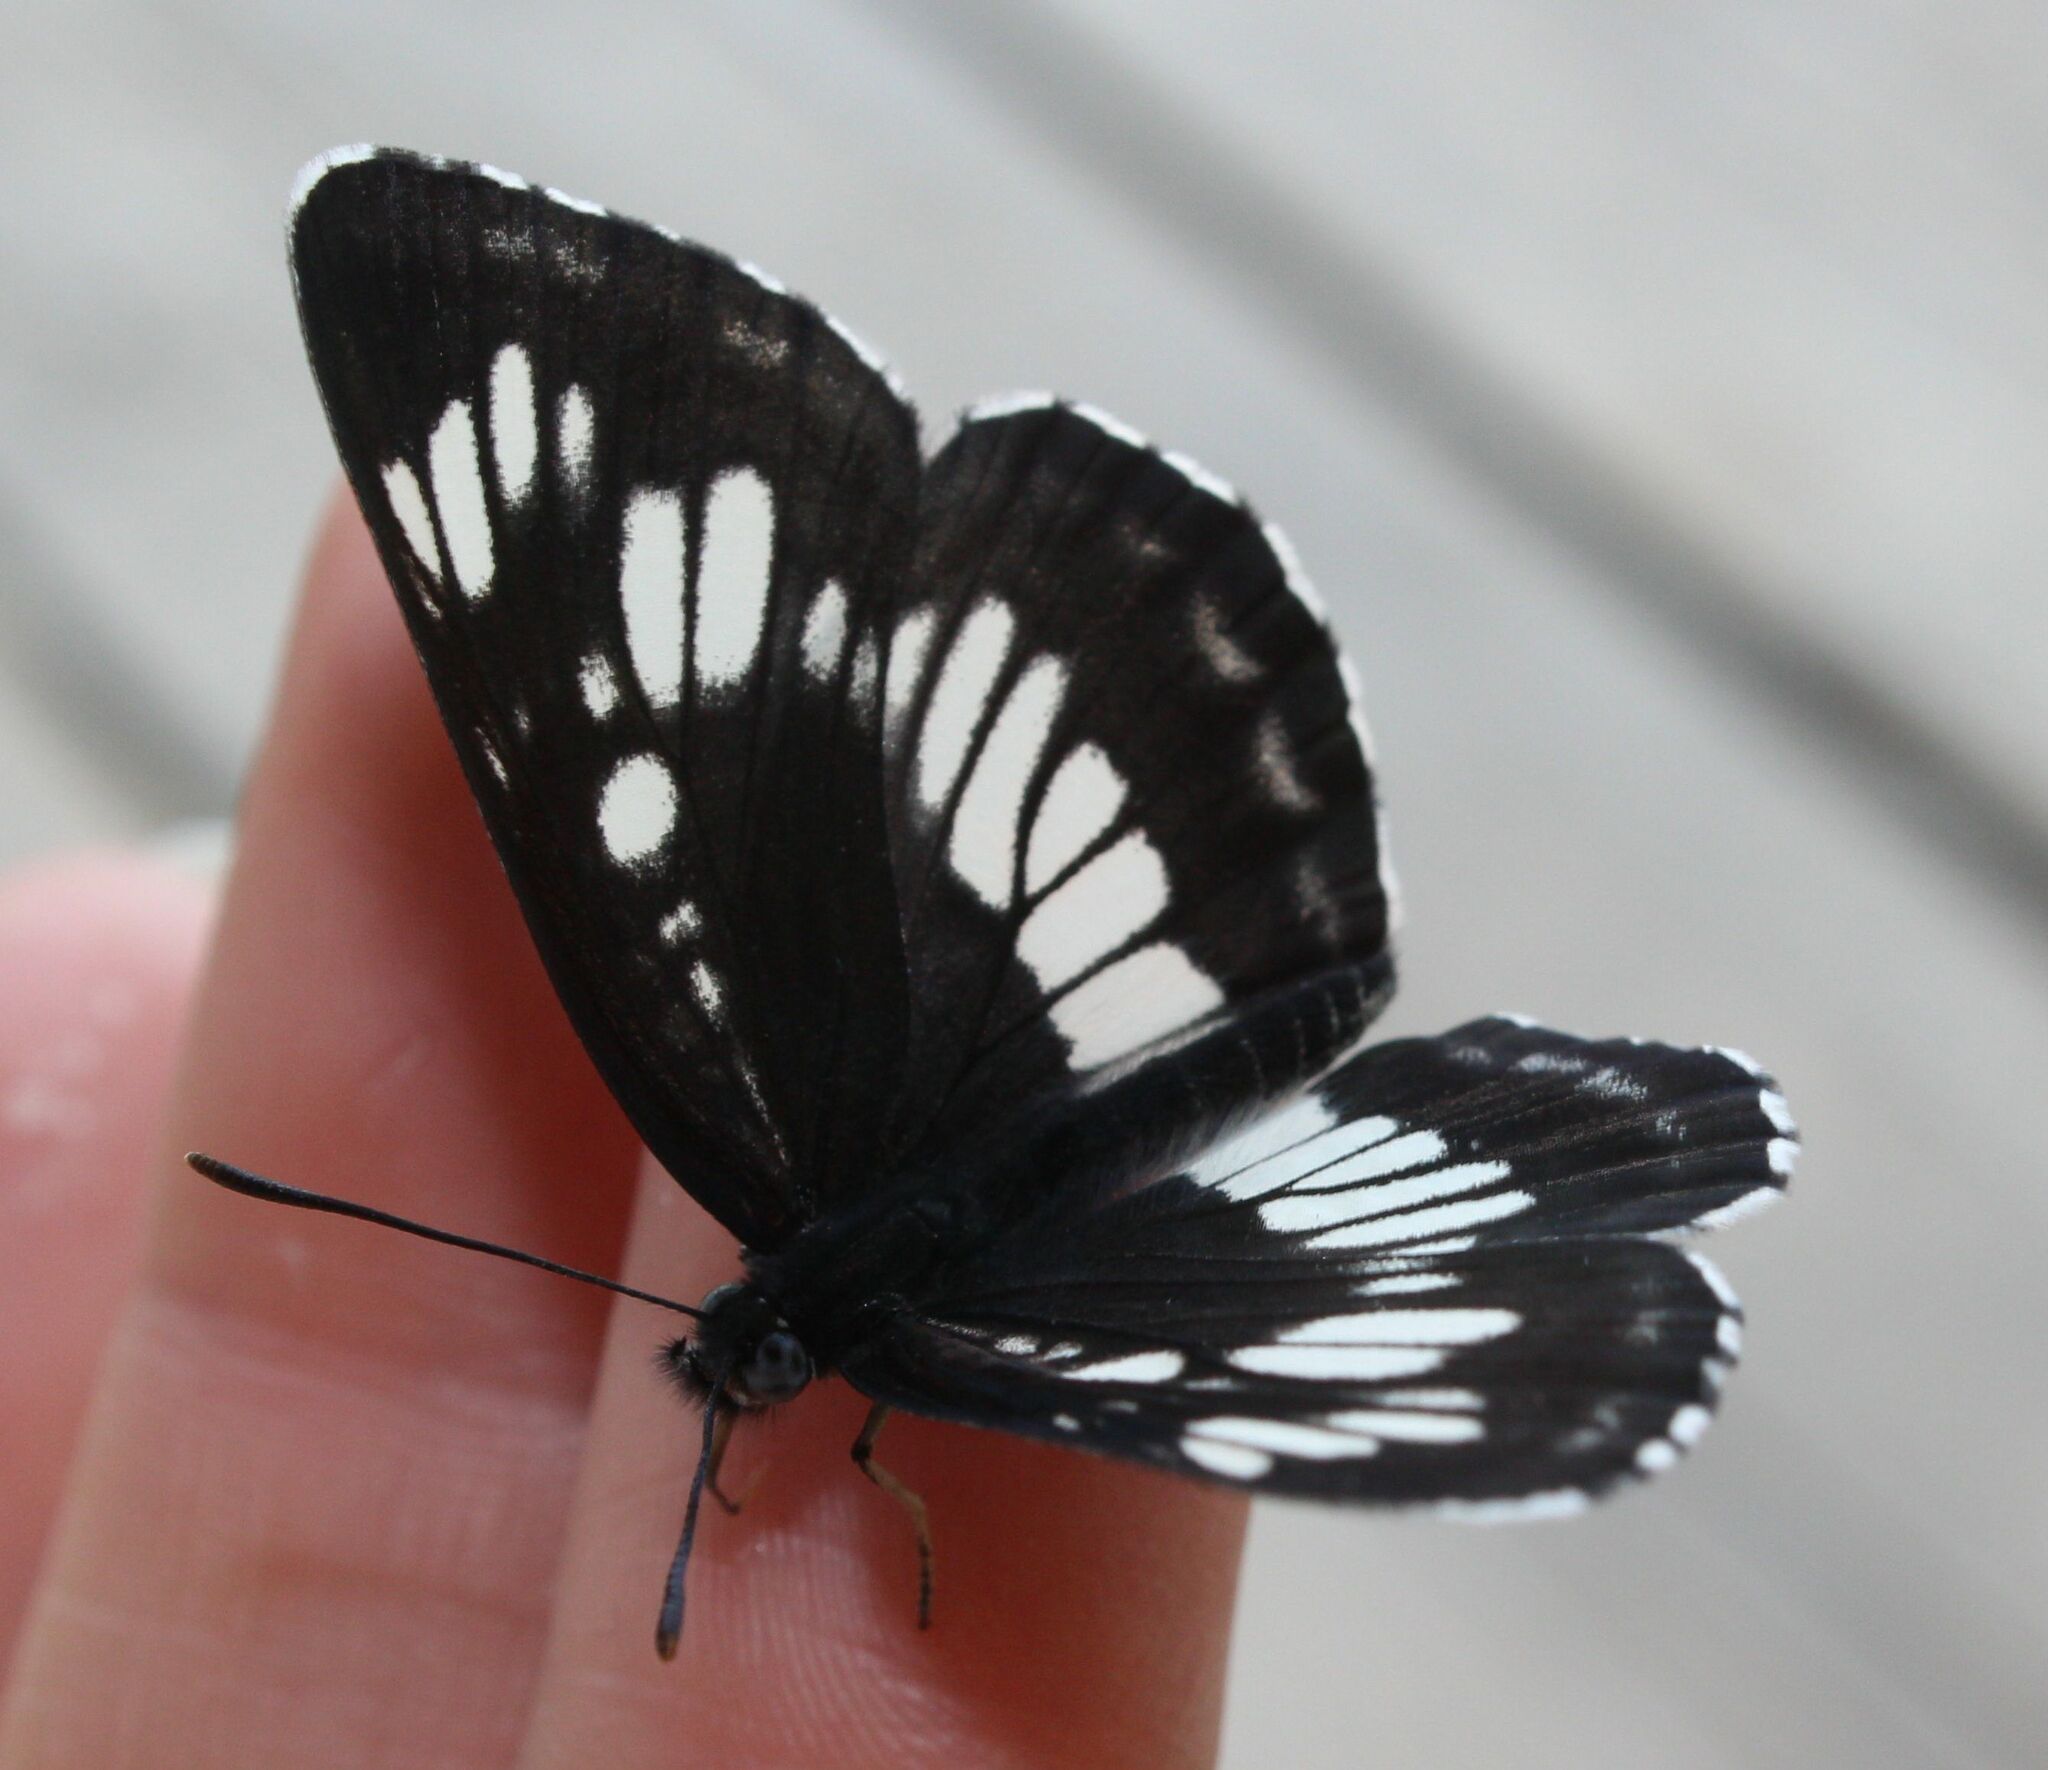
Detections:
[667, 1282, 814, 1408]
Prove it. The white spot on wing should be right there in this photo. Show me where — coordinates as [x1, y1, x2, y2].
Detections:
[620, 488, 685, 707]
[693, 469, 777, 689]
[1271, 1308, 1519, 1348]
[915, 600, 1014, 810]
[1160, 446, 1240, 505]
[1050, 943, 1224, 1070]
[1261, 518, 1329, 622]
[1516, 1049, 1590, 1078]
[288, 143, 377, 217]
[479, 224, 536, 264]
[690, 961, 724, 1018]
[1017, 831, 1169, 991]
[1668, 1403, 1712, 1447]
[1307, 1187, 1533, 1251]
[1184, 1417, 1375, 1461]
[1685, 1250, 1741, 1313]
[544, 185, 608, 217]
[1582, 1064, 1650, 1103]
[1709, 1045, 1766, 1078]
[1233, 1114, 1401, 1195]
[1317, 1129, 1449, 1187]
[1024, 744, 1126, 894]
[1229, 1343, 1445, 1382]
[428, 399, 494, 598]
[598, 754, 677, 864]
[580, 654, 620, 719]
[1068, 399, 1149, 452]
[722, 316, 789, 369]
[1184, 1093, 1339, 1197]
[950, 656, 1066, 906]
[1693, 1186, 1779, 1229]
[965, 389, 1057, 424]
[800, 581, 848, 681]
[824, 312, 906, 397]
[1191, 596, 1262, 683]
[1359, 1272, 1461, 1297]
[659, 901, 701, 942]
[1334, 653, 1378, 763]
[1260, 1156, 1508, 1235]
[382, 460, 440, 584]
[1375, 818, 1404, 935]
[884, 607, 935, 734]
[1181, 1437, 1273, 1479]
[557, 386, 595, 499]
[849, 634, 880, 706]
[489, 344, 538, 504]
[1068, 1349, 1184, 1384]
[1325, 1408, 1482, 1444]
[1436, 1489, 1590, 1524]
[1257, 713, 1318, 811]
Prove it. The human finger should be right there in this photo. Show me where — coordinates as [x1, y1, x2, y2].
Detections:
[0, 498, 644, 1769]
[0, 851, 212, 1665]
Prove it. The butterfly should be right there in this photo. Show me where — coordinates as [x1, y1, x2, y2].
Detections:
[192, 145, 1795, 1659]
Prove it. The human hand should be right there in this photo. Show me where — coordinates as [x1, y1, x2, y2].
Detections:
[0, 496, 1247, 1769]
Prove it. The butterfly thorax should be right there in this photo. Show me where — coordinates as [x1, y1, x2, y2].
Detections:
[660, 1182, 983, 1409]
[735, 1171, 1004, 1375]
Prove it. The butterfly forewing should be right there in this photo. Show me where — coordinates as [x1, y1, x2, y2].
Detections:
[296, 153, 1401, 1244]
[844, 1021, 1791, 1506]
[291, 149, 922, 1247]
[876, 400, 1396, 1182]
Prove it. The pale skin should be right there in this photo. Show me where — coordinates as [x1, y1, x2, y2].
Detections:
[0, 496, 1247, 1770]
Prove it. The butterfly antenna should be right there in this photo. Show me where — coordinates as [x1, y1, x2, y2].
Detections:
[186, 1153, 701, 1319]
[657, 1365, 732, 1660]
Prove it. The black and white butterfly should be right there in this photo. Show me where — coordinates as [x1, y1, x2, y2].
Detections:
[194, 145, 1794, 1657]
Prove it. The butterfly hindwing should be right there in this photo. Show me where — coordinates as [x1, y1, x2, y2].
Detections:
[291, 148, 922, 1247]
[842, 1021, 1791, 1506]
[876, 399, 1397, 1182]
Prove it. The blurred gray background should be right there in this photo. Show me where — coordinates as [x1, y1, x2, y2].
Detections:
[4, 3, 2045, 1765]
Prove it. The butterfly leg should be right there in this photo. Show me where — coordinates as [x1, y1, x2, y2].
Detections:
[851, 1403, 934, 1629]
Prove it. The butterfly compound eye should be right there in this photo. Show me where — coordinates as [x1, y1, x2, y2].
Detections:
[737, 1329, 812, 1405]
